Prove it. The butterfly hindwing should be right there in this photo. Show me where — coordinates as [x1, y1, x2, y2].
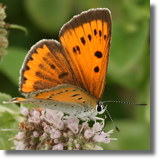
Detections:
[29, 84, 97, 108]
[8, 84, 97, 114]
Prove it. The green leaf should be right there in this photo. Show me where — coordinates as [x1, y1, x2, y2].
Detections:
[108, 17, 149, 89]
[0, 92, 20, 114]
[100, 120, 150, 150]
[108, 1, 150, 88]
[0, 47, 27, 85]
[0, 115, 18, 150]
[0, 93, 23, 150]
[24, 0, 73, 34]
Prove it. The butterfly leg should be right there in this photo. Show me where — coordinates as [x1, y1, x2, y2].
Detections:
[94, 117, 105, 128]
[78, 118, 90, 136]
[63, 115, 70, 120]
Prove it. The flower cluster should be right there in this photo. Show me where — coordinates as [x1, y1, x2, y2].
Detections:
[0, 3, 8, 61]
[12, 106, 116, 150]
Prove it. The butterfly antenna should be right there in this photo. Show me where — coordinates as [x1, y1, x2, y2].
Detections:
[103, 100, 147, 106]
[103, 101, 146, 132]
[105, 109, 120, 132]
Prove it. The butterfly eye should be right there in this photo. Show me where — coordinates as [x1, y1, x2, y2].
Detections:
[96, 102, 105, 114]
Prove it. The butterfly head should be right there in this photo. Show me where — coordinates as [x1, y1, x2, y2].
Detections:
[95, 101, 106, 115]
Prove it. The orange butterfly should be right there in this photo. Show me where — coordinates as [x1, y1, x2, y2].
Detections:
[4, 8, 112, 125]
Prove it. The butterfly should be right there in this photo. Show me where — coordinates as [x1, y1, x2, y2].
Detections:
[4, 8, 112, 126]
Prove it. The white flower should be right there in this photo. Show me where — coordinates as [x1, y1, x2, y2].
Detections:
[20, 106, 29, 116]
[15, 132, 25, 140]
[52, 143, 63, 150]
[67, 116, 79, 134]
[84, 129, 94, 139]
[13, 107, 117, 150]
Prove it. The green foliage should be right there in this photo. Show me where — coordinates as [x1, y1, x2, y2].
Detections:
[0, 0, 150, 150]
[24, 0, 74, 34]
[0, 47, 27, 85]
[0, 93, 24, 150]
[101, 120, 150, 150]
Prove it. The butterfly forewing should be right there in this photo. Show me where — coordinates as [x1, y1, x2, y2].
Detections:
[60, 8, 112, 100]
[20, 40, 78, 94]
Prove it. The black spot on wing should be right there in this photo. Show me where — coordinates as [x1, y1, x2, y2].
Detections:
[73, 47, 76, 53]
[58, 72, 68, 79]
[99, 30, 102, 37]
[71, 94, 80, 97]
[80, 37, 85, 45]
[77, 97, 83, 100]
[50, 64, 55, 69]
[94, 66, 99, 73]
[42, 56, 56, 70]
[95, 51, 102, 58]
[94, 29, 97, 36]
[88, 34, 91, 41]
[76, 46, 81, 54]
[73, 46, 81, 54]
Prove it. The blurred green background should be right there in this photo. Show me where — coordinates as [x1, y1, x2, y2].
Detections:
[0, 0, 150, 150]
